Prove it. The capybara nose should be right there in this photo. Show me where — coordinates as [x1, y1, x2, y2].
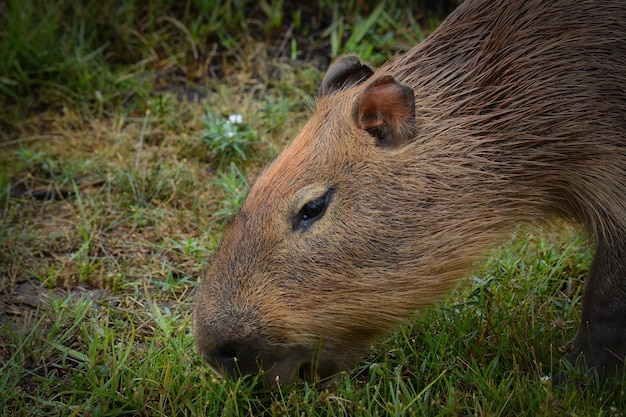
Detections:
[211, 343, 239, 375]
[209, 341, 262, 378]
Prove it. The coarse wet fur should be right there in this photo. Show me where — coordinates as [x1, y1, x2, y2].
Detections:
[193, 0, 626, 388]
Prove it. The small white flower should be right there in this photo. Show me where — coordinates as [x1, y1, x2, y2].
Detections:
[229, 114, 243, 124]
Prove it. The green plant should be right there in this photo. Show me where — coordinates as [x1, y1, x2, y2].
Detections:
[211, 163, 250, 220]
[199, 110, 256, 166]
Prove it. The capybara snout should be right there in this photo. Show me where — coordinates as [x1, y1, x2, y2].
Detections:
[194, 0, 626, 388]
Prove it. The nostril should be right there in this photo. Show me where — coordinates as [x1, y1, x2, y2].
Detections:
[211, 342, 255, 377]
[208, 340, 268, 378]
[215, 346, 237, 361]
[214, 344, 238, 364]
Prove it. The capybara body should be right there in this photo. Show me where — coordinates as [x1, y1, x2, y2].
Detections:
[194, 0, 626, 387]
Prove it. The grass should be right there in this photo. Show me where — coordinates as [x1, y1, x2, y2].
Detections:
[1, 0, 624, 416]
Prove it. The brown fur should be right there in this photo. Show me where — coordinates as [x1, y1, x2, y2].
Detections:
[194, 0, 626, 387]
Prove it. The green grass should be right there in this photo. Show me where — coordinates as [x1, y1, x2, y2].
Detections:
[1, 0, 624, 416]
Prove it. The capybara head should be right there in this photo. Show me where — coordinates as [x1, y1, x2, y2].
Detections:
[194, 0, 626, 387]
[193, 58, 426, 385]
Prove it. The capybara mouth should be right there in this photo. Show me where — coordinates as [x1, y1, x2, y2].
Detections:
[198, 340, 342, 388]
[249, 356, 340, 388]
[297, 362, 321, 383]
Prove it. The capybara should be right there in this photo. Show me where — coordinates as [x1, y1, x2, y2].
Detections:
[194, 0, 626, 387]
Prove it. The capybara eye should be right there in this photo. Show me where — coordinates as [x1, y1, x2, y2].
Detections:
[303, 198, 325, 219]
[293, 189, 334, 231]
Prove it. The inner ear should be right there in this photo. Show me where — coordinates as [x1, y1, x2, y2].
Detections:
[352, 75, 416, 148]
[319, 55, 374, 97]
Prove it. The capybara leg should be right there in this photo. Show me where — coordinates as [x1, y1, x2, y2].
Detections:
[568, 236, 626, 381]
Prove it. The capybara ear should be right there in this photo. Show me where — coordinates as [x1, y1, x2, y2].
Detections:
[319, 55, 374, 97]
[352, 75, 416, 148]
